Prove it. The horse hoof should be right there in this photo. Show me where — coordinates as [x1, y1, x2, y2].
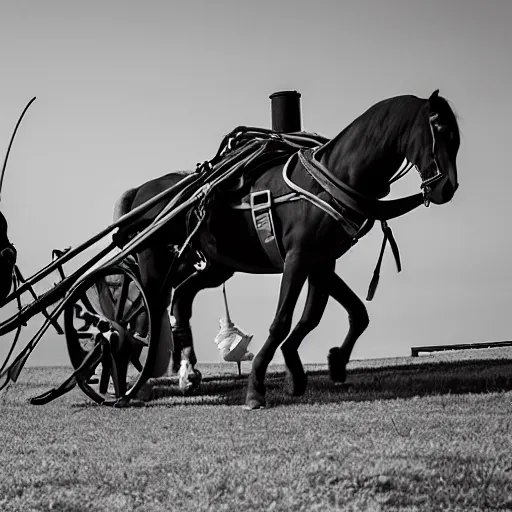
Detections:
[179, 367, 202, 394]
[328, 347, 347, 383]
[245, 386, 266, 409]
[282, 349, 307, 396]
[244, 398, 266, 410]
[286, 369, 308, 396]
[189, 369, 202, 389]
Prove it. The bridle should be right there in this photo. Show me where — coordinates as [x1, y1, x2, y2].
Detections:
[418, 112, 445, 207]
[392, 112, 446, 208]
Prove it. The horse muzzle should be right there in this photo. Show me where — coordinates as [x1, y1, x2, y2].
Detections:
[423, 176, 458, 206]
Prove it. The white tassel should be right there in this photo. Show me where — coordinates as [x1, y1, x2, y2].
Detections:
[214, 283, 254, 364]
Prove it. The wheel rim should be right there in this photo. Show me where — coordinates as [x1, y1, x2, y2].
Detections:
[63, 263, 151, 404]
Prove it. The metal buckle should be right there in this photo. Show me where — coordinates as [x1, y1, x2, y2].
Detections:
[250, 190, 272, 212]
[423, 186, 431, 207]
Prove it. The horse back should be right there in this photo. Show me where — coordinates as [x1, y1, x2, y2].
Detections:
[113, 187, 137, 222]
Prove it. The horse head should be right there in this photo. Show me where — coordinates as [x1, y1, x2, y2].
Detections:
[0, 211, 16, 303]
[406, 90, 460, 205]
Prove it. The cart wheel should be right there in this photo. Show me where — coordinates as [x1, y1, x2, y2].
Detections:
[63, 263, 154, 405]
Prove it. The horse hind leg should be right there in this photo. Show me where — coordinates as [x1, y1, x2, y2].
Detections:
[280, 265, 332, 396]
[136, 246, 176, 382]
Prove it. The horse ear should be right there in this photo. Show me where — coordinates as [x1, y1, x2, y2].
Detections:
[428, 89, 440, 106]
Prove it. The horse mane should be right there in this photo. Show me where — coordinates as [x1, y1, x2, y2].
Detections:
[317, 93, 459, 161]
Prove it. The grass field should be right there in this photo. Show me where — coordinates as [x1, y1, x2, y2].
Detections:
[2, 348, 512, 511]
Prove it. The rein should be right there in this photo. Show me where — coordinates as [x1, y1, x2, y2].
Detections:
[214, 125, 428, 300]
[283, 148, 424, 300]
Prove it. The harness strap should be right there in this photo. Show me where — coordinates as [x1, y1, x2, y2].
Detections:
[282, 154, 358, 229]
[294, 151, 404, 300]
[366, 221, 402, 301]
[228, 151, 405, 300]
[230, 191, 301, 210]
[249, 190, 284, 269]
[300, 149, 374, 217]
[202, 129, 417, 301]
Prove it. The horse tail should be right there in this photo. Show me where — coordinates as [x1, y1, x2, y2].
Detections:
[113, 187, 138, 222]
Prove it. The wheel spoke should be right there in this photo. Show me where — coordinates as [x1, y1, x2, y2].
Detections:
[114, 275, 130, 322]
[130, 344, 144, 372]
[123, 300, 144, 324]
[94, 279, 116, 319]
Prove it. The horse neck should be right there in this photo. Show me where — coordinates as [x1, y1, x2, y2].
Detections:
[316, 97, 426, 198]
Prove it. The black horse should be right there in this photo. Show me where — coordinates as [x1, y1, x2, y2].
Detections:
[0, 212, 16, 304]
[115, 91, 460, 409]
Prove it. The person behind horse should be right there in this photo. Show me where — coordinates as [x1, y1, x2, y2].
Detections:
[0, 212, 16, 304]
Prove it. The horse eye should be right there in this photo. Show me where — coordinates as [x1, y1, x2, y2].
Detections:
[433, 122, 447, 133]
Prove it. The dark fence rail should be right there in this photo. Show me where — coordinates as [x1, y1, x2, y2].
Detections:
[411, 340, 512, 357]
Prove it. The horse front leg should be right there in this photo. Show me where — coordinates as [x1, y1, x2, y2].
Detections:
[171, 263, 234, 393]
[246, 254, 309, 409]
[170, 288, 201, 394]
[280, 262, 334, 396]
[319, 271, 369, 383]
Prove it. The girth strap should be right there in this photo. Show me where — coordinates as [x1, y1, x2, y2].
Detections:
[366, 221, 401, 301]
[249, 190, 284, 269]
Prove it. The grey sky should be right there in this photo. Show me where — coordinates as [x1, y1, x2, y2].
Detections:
[0, 0, 510, 366]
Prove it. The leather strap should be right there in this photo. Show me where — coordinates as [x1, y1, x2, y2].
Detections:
[366, 221, 402, 301]
[282, 153, 363, 237]
[230, 191, 300, 210]
[250, 190, 284, 270]
[299, 149, 375, 217]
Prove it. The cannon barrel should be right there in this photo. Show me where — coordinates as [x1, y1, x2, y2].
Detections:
[269, 90, 302, 133]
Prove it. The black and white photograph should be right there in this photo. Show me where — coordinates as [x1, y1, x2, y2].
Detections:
[0, 1, 511, 510]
